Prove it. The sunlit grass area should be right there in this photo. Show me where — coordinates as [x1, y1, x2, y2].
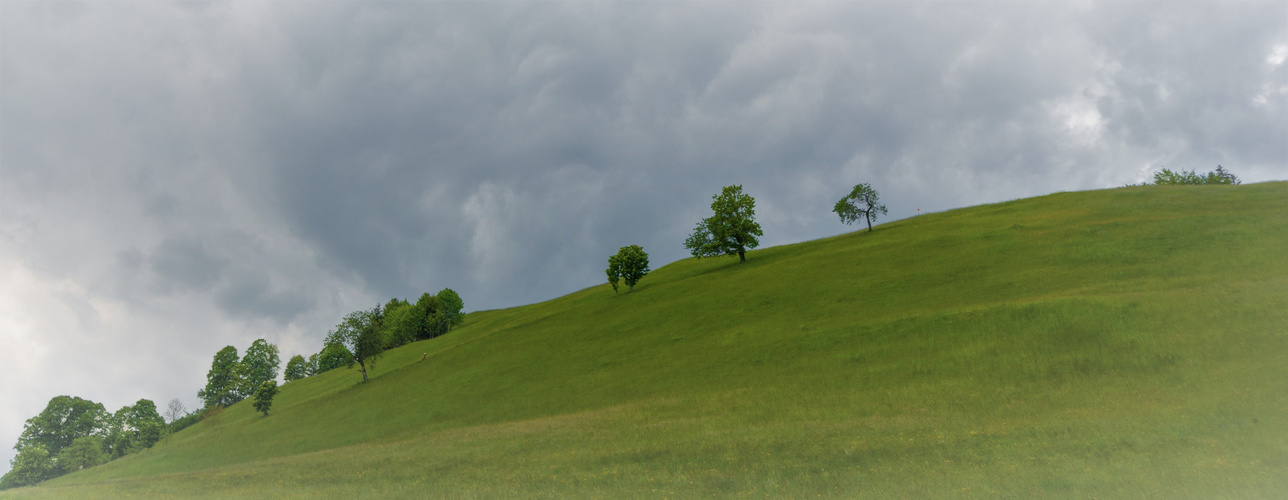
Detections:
[8, 183, 1287, 498]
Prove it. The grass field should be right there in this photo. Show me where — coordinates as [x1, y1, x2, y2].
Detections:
[6, 183, 1287, 498]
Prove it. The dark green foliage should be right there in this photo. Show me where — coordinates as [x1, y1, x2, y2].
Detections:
[14, 396, 108, 461]
[414, 293, 444, 340]
[56, 436, 108, 474]
[1213, 165, 1240, 184]
[314, 344, 351, 374]
[324, 305, 387, 382]
[1152, 166, 1241, 185]
[381, 298, 416, 347]
[834, 183, 888, 232]
[284, 354, 309, 382]
[253, 380, 279, 416]
[304, 353, 319, 376]
[377, 290, 465, 347]
[0, 445, 53, 489]
[239, 339, 280, 399]
[198, 346, 244, 409]
[168, 411, 202, 435]
[606, 245, 651, 293]
[104, 399, 165, 458]
[684, 185, 763, 263]
[436, 288, 465, 332]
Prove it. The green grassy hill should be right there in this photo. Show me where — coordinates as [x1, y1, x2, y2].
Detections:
[9, 183, 1288, 498]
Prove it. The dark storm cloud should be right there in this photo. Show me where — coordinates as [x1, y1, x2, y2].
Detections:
[2, 0, 1284, 470]
[148, 237, 227, 292]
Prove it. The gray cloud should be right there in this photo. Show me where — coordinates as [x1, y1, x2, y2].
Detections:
[2, 0, 1284, 470]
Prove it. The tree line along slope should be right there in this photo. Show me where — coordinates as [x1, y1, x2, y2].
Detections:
[9, 182, 1287, 498]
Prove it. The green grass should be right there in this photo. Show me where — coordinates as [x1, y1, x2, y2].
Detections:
[7, 183, 1287, 498]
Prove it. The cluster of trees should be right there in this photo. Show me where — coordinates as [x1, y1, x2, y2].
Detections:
[3, 288, 468, 489]
[196, 288, 463, 409]
[1151, 165, 1241, 185]
[284, 288, 465, 384]
[1, 396, 170, 489]
[196, 339, 281, 411]
[608, 183, 889, 293]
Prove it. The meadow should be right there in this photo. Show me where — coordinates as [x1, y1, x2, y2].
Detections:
[7, 183, 1286, 498]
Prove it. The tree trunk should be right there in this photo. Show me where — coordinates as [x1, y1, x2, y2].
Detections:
[360, 362, 368, 383]
[738, 249, 746, 262]
[866, 214, 873, 232]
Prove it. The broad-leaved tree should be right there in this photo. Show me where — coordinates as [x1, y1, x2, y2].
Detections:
[684, 185, 763, 263]
[606, 245, 650, 293]
[834, 183, 888, 232]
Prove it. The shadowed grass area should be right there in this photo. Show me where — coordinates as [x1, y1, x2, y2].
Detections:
[7, 183, 1287, 498]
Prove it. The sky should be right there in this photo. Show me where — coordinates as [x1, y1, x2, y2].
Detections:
[1, 1, 1285, 471]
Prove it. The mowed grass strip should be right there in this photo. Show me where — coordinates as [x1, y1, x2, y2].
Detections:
[10, 183, 1287, 498]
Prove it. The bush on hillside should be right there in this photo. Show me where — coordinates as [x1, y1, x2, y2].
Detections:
[169, 410, 203, 434]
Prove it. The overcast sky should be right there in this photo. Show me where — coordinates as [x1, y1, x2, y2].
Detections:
[2, 1, 1285, 471]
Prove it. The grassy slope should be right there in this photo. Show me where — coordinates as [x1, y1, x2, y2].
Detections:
[9, 183, 1288, 498]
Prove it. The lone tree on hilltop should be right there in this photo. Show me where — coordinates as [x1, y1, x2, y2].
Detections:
[684, 185, 763, 263]
[834, 183, 888, 232]
[607, 245, 651, 293]
[324, 305, 387, 383]
[253, 380, 278, 416]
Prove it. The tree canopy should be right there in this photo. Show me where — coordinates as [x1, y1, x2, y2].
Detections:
[314, 344, 352, 374]
[14, 396, 107, 461]
[834, 183, 888, 232]
[606, 245, 650, 293]
[198, 346, 243, 409]
[684, 185, 763, 263]
[54, 436, 107, 474]
[283, 354, 310, 382]
[253, 380, 279, 417]
[3, 395, 166, 488]
[239, 339, 280, 398]
[1152, 166, 1241, 185]
[324, 305, 387, 383]
[104, 399, 165, 458]
[0, 445, 53, 489]
[437, 288, 465, 333]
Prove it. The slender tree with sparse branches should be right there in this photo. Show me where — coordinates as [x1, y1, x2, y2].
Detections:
[834, 183, 888, 232]
[323, 305, 387, 383]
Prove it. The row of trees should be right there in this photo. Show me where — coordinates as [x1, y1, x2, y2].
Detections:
[681, 183, 889, 260]
[1151, 165, 1241, 185]
[673, 164, 1237, 273]
[1, 397, 168, 488]
[298, 289, 465, 384]
[196, 288, 466, 406]
[607, 183, 889, 293]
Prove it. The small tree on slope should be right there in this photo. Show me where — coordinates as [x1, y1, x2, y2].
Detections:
[607, 245, 651, 293]
[324, 305, 387, 383]
[253, 380, 279, 416]
[834, 183, 888, 232]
